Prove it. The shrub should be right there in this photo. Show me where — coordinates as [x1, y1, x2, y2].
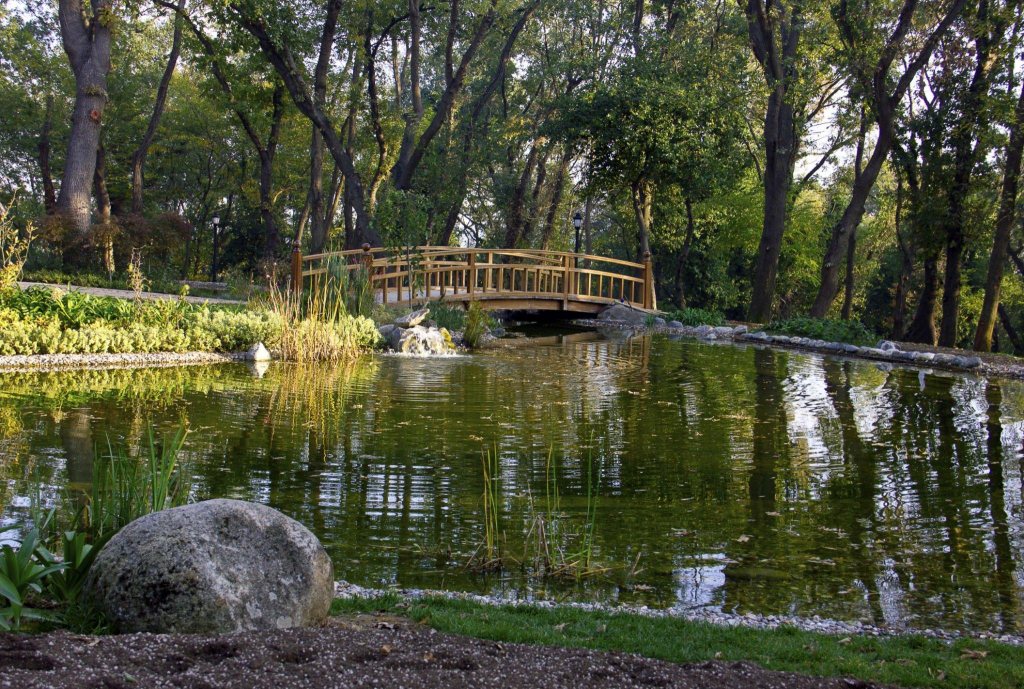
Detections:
[276, 314, 380, 363]
[662, 307, 725, 327]
[429, 299, 466, 331]
[0, 288, 285, 356]
[766, 317, 877, 346]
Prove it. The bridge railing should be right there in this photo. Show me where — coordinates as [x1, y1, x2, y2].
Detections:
[290, 245, 656, 311]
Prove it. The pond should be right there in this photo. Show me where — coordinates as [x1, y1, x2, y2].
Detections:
[1, 330, 1022, 634]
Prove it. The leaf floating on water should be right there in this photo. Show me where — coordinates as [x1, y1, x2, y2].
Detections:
[736, 535, 751, 543]
[766, 511, 782, 517]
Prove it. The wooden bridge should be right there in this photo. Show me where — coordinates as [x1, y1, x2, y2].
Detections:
[290, 245, 656, 314]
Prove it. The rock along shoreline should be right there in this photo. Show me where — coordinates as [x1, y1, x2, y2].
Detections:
[580, 315, 1024, 379]
[0, 350, 247, 373]
[334, 582, 1024, 647]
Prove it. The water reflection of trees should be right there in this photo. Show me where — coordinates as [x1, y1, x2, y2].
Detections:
[0, 341, 1022, 631]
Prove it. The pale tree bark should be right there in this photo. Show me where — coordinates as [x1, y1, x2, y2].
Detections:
[974, 76, 1024, 351]
[504, 144, 539, 248]
[131, 0, 184, 214]
[364, 16, 389, 211]
[742, 0, 803, 324]
[809, 0, 969, 318]
[841, 107, 868, 321]
[391, 0, 425, 187]
[57, 0, 113, 235]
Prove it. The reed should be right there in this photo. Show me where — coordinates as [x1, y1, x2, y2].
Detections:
[265, 280, 379, 363]
[88, 425, 191, 535]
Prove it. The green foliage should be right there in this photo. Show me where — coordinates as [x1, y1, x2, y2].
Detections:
[429, 300, 466, 331]
[463, 301, 494, 348]
[644, 313, 657, 327]
[662, 307, 725, 327]
[89, 426, 191, 535]
[34, 530, 115, 606]
[0, 529, 65, 630]
[766, 317, 877, 346]
[0, 287, 284, 355]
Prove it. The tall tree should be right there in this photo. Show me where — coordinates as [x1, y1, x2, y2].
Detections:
[974, 76, 1024, 351]
[808, 0, 969, 318]
[56, 0, 113, 235]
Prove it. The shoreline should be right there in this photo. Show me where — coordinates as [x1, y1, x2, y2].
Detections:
[580, 317, 1024, 380]
[0, 350, 247, 373]
[334, 582, 1024, 647]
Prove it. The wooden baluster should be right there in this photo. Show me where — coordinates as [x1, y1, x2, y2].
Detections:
[468, 252, 476, 302]
[643, 251, 654, 309]
[562, 254, 571, 309]
[290, 244, 303, 294]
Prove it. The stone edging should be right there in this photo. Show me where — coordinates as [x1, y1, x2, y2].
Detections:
[334, 582, 1024, 647]
[584, 318, 1002, 377]
[0, 350, 247, 373]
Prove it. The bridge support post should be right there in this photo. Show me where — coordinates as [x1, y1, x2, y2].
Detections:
[562, 253, 572, 309]
[643, 251, 654, 310]
[290, 245, 303, 294]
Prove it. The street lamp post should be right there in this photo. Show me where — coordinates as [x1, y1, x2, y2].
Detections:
[572, 211, 583, 255]
[210, 212, 221, 282]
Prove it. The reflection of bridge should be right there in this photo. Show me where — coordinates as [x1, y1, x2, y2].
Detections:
[290, 246, 656, 314]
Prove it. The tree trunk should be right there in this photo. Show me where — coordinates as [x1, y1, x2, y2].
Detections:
[38, 95, 56, 213]
[391, 0, 424, 187]
[57, 0, 114, 235]
[840, 229, 857, 320]
[674, 198, 695, 309]
[809, 124, 893, 317]
[975, 77, 1024, 351]
[504, 145, 539, 248]
[940, 0, 1004, 347]
[631, 177, 652, 261]
[891, 174, 913, 339]
[131, 0, 183, 214]
[540, 153, 570, 250]
[904, 255, 940, 344]
[260, 86, 284, 260]
[748, 84, 796, 323]
[306, 0, 342, 254]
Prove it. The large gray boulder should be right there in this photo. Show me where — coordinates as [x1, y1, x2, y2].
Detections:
[84, 499, 334, 634]
[598, 303, 647, 325]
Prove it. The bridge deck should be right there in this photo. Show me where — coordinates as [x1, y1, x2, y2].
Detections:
[291, 246, 656, 313]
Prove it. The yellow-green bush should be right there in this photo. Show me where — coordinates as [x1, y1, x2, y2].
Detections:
[0, 303, 286, 356]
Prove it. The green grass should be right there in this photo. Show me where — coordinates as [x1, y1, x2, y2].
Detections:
[331, 595, 1024, 689]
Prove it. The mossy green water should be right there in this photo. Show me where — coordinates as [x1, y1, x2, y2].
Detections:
[2, 332, 1023, 635]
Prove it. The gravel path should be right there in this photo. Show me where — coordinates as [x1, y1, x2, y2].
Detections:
[17, 281, 242, 305]
[0, 617, 887, 689]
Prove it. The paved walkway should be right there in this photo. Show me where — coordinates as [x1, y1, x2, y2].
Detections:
[17, 282, 242, 305]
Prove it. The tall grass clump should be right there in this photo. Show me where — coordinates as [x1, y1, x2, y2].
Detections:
[463, 301, 494, 348]
[266, 280, 380, 363]
[0, 198, 33, 289]
[89, 425, 192, 535]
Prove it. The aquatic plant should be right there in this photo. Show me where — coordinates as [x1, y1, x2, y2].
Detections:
[89, 425, 192, 535]
[264, 281, 380, 362]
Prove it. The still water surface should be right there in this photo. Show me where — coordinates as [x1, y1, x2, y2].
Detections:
[1, 331, 1023, 633]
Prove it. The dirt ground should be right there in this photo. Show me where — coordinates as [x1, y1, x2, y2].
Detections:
[0, 615, 886, 689]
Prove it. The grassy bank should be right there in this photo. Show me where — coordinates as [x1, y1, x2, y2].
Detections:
[332, 595, 1024, 689]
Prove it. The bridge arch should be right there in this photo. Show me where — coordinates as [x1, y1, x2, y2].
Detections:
[291, 246, 656, 315]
